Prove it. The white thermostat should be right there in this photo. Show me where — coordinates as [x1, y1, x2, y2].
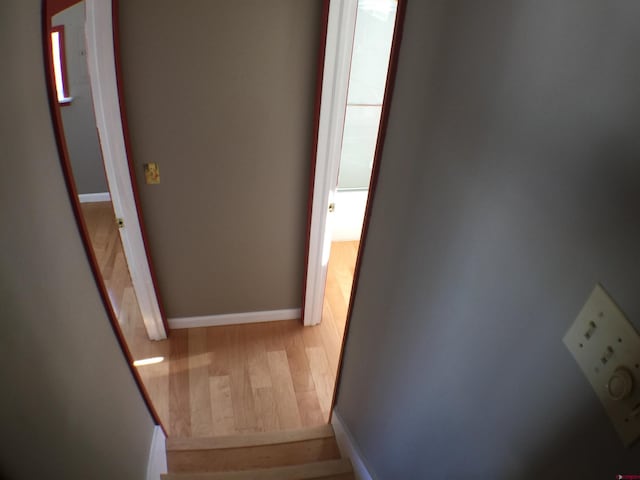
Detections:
[563, 284, 640, 446]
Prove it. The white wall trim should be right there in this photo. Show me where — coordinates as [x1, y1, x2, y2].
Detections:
[85, 0, 166, 340]
[169, 308, 302, 329]
[78, 192, 111, 203]
[146, 426, 167, 480]
[331, 412, 375, 480]
[304, 0, 358, 326]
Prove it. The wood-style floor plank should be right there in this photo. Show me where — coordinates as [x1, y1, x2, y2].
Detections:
[229, 326, 259, 434]
[281, 322, 315, 394]
[305, 346, 334, 418]
[82, 201, 358, 437]
[295, 390, 325, 428]
[170, 329, 192, 437]
[209, 375, 236, 436]
[267, 350, 303, 430]
[189, 328, 213, 437]
[246, 324, 272, 391]
[207, 325, 230, 378]
[253, 386, 280, 433]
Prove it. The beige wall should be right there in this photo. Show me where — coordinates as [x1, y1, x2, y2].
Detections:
[118, 0, 322, 318]
[0, 2, 155, 478]
[336, 0, 640, 477]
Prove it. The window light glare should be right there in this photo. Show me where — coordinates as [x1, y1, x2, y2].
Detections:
[133, 356, 165, 367]
[51, 31, 67, 102]
[360, 0, 397, 20]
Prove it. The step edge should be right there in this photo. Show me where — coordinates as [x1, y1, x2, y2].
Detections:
[161, 458, 352, 480]
[167, 424, 336, 451]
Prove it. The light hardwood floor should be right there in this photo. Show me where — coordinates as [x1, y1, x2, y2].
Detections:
[81, 201, 358, 437]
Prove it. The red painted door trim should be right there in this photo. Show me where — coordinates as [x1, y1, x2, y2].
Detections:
[328, 0, 408, 417]
[48, 0, 82, 16]
[42, 0, 167, 434]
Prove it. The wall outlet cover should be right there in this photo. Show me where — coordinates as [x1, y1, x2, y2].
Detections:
[563, 284, 640, 446]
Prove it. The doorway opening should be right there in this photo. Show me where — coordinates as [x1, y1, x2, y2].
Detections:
[44, 0, 167, 430]
[45, 0, 405, 439]
[321, 0, 398, 342]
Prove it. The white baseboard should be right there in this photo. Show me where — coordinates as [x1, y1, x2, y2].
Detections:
[331, 189, 368, 242]
[331, 411, 374, 480]
[78, 192, 111, 203]
[146, 425, 167, 480]
[168, 308, 302, 329]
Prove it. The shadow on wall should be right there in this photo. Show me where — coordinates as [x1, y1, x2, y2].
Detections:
[523, 406, 634, 479]
[334, 0, 640, 478]
[389, 409, 630, 480]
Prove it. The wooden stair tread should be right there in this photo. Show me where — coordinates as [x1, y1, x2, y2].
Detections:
[161, 459, 353, 480]
[166, 426, 341, 473]
[167, 425, 336, 451]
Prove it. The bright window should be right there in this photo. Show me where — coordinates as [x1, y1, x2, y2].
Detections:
[51, 26, 73, 105]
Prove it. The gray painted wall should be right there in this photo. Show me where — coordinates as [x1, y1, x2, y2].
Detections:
[118, 0, 322, 318]
[54, 2, 109, 195]
[335, 1, 640, 478]
[0, 2, 154, 478]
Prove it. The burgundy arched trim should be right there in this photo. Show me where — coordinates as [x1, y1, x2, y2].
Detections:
[328, 0, 409, 418]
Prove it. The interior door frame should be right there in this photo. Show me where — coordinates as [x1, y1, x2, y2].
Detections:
[42, 0, 166, 431]
[303, 0, 406, 329]
[328, 0, 407, 414]
[303, 0, 359, 326]
[85, 0, 167, 341]
[303, 0, 407, 414]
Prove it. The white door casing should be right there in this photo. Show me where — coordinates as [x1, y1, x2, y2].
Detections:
[85, 0, 166, 340]
[304, 0, 358, 326]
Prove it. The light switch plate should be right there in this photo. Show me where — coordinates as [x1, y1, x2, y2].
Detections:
[563, 284, 640, 446]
